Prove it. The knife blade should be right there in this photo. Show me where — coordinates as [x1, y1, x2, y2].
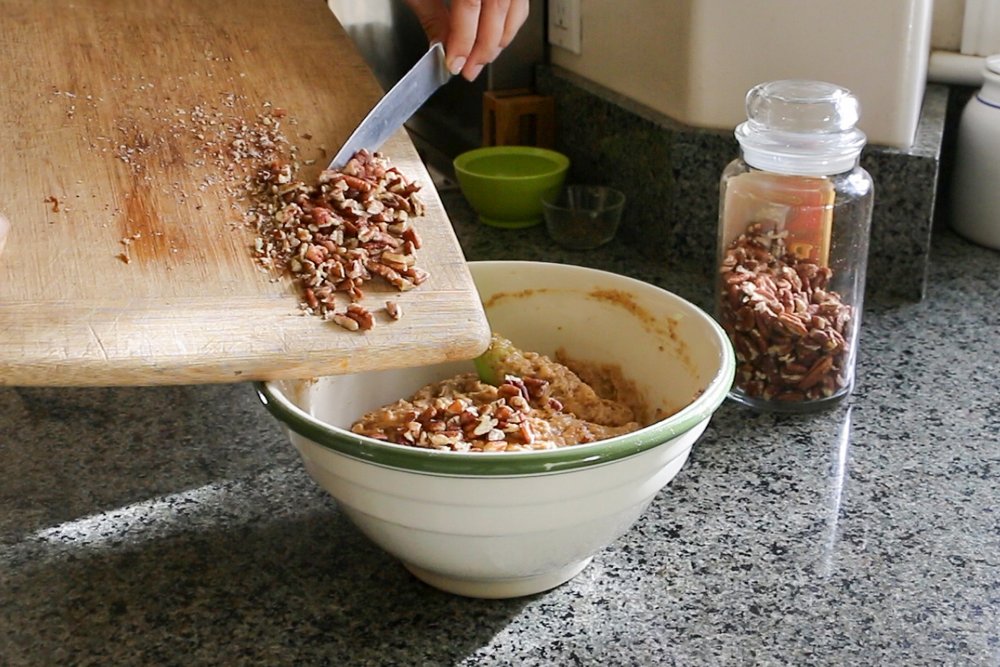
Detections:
[329, 42, 452, 169]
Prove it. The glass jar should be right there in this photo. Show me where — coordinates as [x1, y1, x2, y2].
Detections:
[716, 80, 874, 413]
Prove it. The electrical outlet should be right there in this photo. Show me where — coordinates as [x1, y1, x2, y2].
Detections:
[547, 0, 582, 54]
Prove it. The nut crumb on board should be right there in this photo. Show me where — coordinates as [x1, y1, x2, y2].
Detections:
[52, 74, 429, 329]
[248, 149, 427, 331]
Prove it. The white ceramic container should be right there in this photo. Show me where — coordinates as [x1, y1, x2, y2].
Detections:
[550, 0, 933, 148]
[258, 261, 735, 598]
[951, 54, 1000, 249]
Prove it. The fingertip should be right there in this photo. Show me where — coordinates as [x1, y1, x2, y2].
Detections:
[448, 55, 467, 76]
[462, 62, 485, 81]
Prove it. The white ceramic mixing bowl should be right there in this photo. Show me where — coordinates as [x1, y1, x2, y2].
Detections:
[258, 261, 734, 598]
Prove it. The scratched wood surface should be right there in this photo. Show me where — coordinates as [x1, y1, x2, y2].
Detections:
[0, 0, 490, 386]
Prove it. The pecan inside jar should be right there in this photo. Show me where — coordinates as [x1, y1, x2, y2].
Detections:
[718, 222, 853, 403]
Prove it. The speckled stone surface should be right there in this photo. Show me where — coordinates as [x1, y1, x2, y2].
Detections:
[536, 66, 947, 304]
[2, 187, 997, 665]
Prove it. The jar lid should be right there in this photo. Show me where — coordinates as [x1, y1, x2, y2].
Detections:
[987, 54, 1000, 76]
[979, 54, 1000, 106]
[735, 80, 868, 176]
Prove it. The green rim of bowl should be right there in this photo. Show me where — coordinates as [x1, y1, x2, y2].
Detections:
[453, 146, 570, 180]
[256, 264, 736, 477]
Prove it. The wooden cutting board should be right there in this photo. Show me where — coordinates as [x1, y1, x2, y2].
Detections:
[0, 0, 491, 387]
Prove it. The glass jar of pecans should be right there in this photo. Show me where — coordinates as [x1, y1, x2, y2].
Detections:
[716, 80, 874, 412]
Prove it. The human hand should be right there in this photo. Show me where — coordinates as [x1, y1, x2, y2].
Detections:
[403, 0, 530, 82]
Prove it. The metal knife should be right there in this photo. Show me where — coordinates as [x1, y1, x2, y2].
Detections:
[329, 42, 452, 169]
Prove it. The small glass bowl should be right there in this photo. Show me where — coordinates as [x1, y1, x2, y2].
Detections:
[542, 185, 626, 250]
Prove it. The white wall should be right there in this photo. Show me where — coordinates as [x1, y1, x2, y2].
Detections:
[933, 0, 966, 51]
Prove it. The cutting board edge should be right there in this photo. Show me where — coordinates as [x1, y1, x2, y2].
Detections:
[0, 316, 492, 387]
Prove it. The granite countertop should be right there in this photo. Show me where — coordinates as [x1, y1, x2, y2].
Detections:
[2, 189, 998, 666]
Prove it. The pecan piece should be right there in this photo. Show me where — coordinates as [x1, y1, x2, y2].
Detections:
[798, 356, 835, 390]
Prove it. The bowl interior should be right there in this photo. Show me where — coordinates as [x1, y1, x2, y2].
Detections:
[543, 185, 626, 213]
[263, 261, 734, 475]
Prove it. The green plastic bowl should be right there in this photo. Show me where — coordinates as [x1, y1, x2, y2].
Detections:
[453, 146, 570, 229]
